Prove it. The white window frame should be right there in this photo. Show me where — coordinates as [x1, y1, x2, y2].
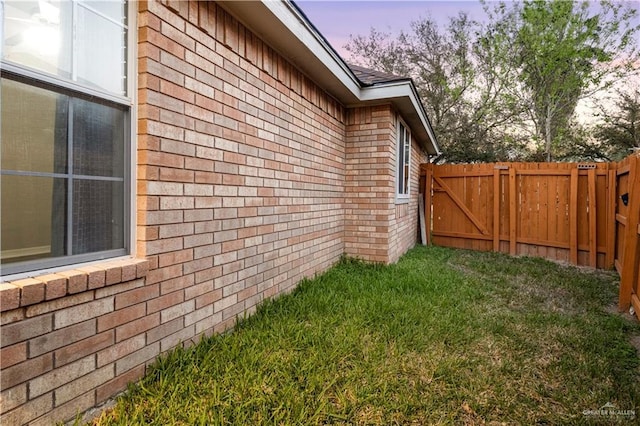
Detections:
[396, 118, 411, 202]
[0, 0, 136, 277]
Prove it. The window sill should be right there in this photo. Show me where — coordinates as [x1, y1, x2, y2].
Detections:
[0, 258, 149, 312]
[395, 197, 410, 205]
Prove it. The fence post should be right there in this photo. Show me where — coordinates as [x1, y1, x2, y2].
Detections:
[618, 154, 640, 312]
[509, 167, 517, 255]
[588, 168, 597, 268]
[605, 166, 617, 269]
[570, 168, 579, 265]
[425, 164, 433, 246]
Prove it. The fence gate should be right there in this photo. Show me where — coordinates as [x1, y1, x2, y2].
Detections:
[422, 161, 614, 269]
[421, 155, 640, 314]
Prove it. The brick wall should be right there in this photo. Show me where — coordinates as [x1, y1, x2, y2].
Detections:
[136, 0, 347, 341]
[345, 106, 427, 263]
[345, 105, 395, 263]
[0, 260, 150, 425]
[0, 1, 428, 424]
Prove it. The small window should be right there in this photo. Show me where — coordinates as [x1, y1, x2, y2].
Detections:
[1, 1, 130, 275]
[396, 120, 411, 199]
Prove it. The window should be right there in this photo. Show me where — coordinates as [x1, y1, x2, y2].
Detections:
[396, 120, 411, 199]
[1, 1, 130, 275]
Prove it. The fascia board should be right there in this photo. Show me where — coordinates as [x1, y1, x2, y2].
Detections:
[263, 0, 362, 96]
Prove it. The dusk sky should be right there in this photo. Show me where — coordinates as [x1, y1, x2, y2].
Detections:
[295, 1, 489, 59]
[296, 1, 640, 62]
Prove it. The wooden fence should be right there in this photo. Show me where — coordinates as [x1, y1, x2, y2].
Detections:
[614, 155, 640, 313]
[421, 154, 640, 314]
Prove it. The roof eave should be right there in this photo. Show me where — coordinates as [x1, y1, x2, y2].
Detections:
[218, 0, 440, 155]
[359, 81, 440, 156]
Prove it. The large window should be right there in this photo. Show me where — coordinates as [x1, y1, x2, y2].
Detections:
[1, 1, 130, 275]
[396, 120, 411, 199]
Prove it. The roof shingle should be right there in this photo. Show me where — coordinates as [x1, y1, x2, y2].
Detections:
[347, 63, 409, 85]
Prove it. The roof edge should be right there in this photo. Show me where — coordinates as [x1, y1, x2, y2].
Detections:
[360, 81, 440, 155]
[220, 0, 440, 155]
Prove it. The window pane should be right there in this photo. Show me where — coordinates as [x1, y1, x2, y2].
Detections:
[2, 1, 72, 78]
[79, 1, 126, 24]
[72, 98, 125, 177]
[1, 0, 129, 274]
[403, 129, 410, 194]
[403, 163, 410, 194]
[1, 78, 68, 173]
[398, 124, 406, 195]
[72, 180, 124, 254]
[77, 4, 127, 95]
[1, 176, 67, 264]
[404, 130, 410, 167]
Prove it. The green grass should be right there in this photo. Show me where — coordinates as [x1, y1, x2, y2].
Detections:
[93, 246, 640, 425]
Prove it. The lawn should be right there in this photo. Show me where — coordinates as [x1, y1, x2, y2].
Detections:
[92, 246, 640, 425]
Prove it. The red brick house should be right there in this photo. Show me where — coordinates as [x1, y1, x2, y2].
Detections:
[0, 1, 439, 423]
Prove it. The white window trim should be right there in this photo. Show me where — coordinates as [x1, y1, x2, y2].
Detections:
[0, 0, 136, 278]
[126, 0, 137, 260]
[396, 117, 411, 203]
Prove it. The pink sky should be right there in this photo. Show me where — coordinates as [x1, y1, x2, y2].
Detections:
[295, 1, 489, 59]
[296, 1, 640, 62]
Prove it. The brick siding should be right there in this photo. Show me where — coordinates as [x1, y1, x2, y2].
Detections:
[345, 106, 394, 262]
[346, 106, 428, 263]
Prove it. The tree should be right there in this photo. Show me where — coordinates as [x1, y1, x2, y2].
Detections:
[345, 0, 640, 163]
[487, 0, 640, 161]
[594, 87, 640, 160]
[345, 14, 526, 163]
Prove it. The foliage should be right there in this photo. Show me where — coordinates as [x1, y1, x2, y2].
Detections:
[345, 0, 640, 163]
[553, 121, 609, 162]
[91, 247, 640, 425]
[497, 0, 640, 161]
[346, 14, 526, 163]
[594, 86, 640, 161]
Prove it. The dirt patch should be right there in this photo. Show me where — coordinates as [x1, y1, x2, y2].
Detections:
[446, 258, 486, 280]
[509, 275, 579, 315]
[604, 302, 639, 320]
[629, 334, 640, 355]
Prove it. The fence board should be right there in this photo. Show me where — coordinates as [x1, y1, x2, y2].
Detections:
[618, 154, 640, 311]
[509, 168, 517, 255]
[424, 154, 640, 316]
[588, 168, 597, 268]
[493, 168, 500, 251]
[606, 169, 617, 268]
[569, 168, 579, 264]
[428, 161, 615, 269]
